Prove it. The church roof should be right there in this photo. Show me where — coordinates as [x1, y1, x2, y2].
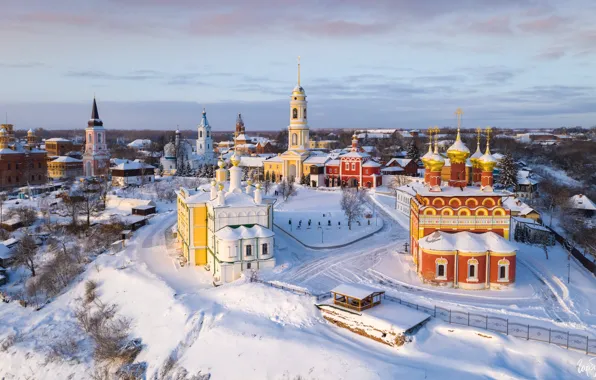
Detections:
[88, 98, 104, 127]
[200, 108, 210, 128]
[215, 225, 274, 241]
[419, 231, 517, 253]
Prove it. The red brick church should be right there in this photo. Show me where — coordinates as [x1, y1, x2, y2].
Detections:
[410, 111, 516, 290]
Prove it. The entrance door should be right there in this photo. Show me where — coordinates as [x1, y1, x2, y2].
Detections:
[288, 164, 297, 182]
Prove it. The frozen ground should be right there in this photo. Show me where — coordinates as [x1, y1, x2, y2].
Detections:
[275, 188, 383, 247]
[0, 184, 594, 379]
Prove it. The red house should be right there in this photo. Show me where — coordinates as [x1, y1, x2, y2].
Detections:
[383, 158, 418, 176]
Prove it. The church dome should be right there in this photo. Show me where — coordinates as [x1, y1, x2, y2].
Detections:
[427, 152, 446, 172]
[164, 142, 176, 158]
[27, 129, 34, 136]
[479, 150, 497, 172]
[446, 133, 470, 164]
[292, 85, 306, 96]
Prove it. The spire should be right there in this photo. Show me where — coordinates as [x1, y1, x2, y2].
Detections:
[433, 127, 440, 154]
[455, 108, 463, 141]
[484, 127, 492, 155]
[236, 113, 243, 125]
[297, 56, 301, 86]
[92, 97, 100, 120]
[201, 108, 209, 127]
[88, 97, 103, 127]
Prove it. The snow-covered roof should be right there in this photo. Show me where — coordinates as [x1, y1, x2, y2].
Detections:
[215, 225, 274, 241]
[419, 231, 517, 253]
[326, 159, 340, 166]
[330, 283, 384, 300]
[235, 134, 247, 140]
[381, 167, 404, 172]
[51, 156, 83, 163]
[112, 161, 155, 171]
[517, 170, 538, 186]
[386, 158, 412, 167]
[569, 194, 596, 211]
[503, 198, 537, 216]
[341, 151, 370, 159]
[304, 156, 330, 164]
[0, 243, 12, 259]
[45, 137, 72, 142]
[239, 156, 265, 168]
[127, 139, 152, 148]
[362, 161, 381, 167]
[265, 155, 283, 163]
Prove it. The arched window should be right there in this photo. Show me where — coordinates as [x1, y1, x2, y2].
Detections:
[292, 108, 298, 119]
[498, 258, 510, 282]
[207, 131, 210, 137]
[292, 133, 297, 145]
[467, 258, 478, 281]
[435, 258, 447, 280]
[304, 108, 307, 119]
[200, 131, 203, 138]
[98, 133, 102, 143]
[88, 133, 92, 142]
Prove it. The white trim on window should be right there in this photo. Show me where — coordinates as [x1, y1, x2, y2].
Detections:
[467, 258, 479, 282]
[435, 257, 447, 280]
[497, 258, 510, 282]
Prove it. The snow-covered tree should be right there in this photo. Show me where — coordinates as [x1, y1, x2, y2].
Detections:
[406, 139, 420, 161]
[340, 187, 367, 230]
[498, 153, 517, 190]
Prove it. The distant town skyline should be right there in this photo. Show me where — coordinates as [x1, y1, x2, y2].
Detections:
[1, 0, 595, 130]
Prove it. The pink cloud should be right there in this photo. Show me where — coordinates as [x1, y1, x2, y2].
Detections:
[518, 15, 567, 33]
[468, 16, 513, 35]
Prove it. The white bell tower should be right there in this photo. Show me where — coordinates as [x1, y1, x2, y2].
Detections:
[197, 108, 214, 162]
[288, 56, 309, 152]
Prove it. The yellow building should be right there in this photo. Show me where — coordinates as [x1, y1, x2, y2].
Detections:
[177, 155, 276, 284]
[176, 187, 209, 266]
[309, 140, 339, 150]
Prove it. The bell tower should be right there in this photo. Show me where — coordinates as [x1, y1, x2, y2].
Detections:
[197, 108, 214, 162]
[83, 97, 110, 177]
[288, 56, 309, 151]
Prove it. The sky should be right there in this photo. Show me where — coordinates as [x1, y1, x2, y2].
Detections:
[0, 0, 595, 131]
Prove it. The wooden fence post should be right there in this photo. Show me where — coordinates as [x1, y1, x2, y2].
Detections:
[506, 319, 509, 335]
[434, 306, 437, 318]
[549, 329, 551, 343]
[467, 312, 470, 326]
[587, 337, 590, 355]
[527, 325, 530, 340]
[449, 310, 452, 324]
[485, 316, 488, 330]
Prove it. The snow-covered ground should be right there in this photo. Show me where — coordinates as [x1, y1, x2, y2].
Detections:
[275, 188, 383, 248]
[1, 181, 594, 378]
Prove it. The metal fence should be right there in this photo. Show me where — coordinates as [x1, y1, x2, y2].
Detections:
[384, 294, 596, 355]
[251, 278, 596, 355]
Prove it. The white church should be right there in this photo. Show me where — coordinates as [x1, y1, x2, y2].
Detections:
[160, 108, 216, 175]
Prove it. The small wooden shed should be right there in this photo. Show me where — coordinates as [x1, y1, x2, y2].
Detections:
[330, 284, 385, 312]
[132, 205, 156, 216]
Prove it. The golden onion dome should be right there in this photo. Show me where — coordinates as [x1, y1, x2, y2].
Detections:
[255, 183, 261, 190]
[218, 183, 224, 191]
[0, 128, 6, 136]
[427, 152, 445, 172]
[478, 148, 497, 172]
[246, 179, 252, 186]
[421, 143, 434, 168]
[446, 132, 470, 164]
[211, 180, 217, 187]
[27, 129, 34, 136]
[470, 145, 483, 167]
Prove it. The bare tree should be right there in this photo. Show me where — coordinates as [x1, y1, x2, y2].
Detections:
[8, 206, 37, 227]
[340, 187, 367, 230]
[61, 193, 84, 228]
[13, 230, 38, 277]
